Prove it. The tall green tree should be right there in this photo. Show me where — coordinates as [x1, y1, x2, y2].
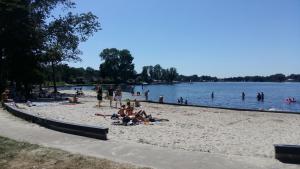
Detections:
[0, 0, 47, 96]
[166, 67, 178, 82]
[99, 48, 135, 83]
[141, 66, 151, 82]
[118, 49, 135, 82]
[140, 65, 178, 83]
[153, 64, 162, 80]
[0, 0, 98, 98]
[45, 12, 100, 93]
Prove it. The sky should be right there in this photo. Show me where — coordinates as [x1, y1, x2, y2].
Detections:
[59, 0, 300, 78]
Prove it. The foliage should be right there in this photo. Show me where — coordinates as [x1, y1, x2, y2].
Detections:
[0, 0, 47, 95]
[139, 64, 179, 83]
[222, 74, 289, 82]
[0, 0, 100, 96]
[45, 12, 100, 64]
[42, 64, 100, 84]
[99, 48, 136, 83]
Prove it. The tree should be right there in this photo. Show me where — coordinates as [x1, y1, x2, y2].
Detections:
[153, 64, 162, 80]
[0, 0, 47, 97]
[45, 12, 100, 93]
[167, 67, 178, 82]
[268, 74, 286, 82]
[0, 0, 99, 98]
[118, 49, 135, 82]
[141, 66, 151, 82]
[99, 48, 135, 83]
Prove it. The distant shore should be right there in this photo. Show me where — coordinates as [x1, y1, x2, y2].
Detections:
[47, 81, 300, 88]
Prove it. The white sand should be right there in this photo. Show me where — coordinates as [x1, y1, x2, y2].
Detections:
[15, 90, 300, 160]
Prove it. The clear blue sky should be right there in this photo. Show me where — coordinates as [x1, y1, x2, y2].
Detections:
[62, 0, 299, 78]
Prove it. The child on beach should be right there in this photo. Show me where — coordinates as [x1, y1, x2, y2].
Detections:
[96, 85, 103, 107]
[114, 87, 122, 108]
[107, 85, 114, 107]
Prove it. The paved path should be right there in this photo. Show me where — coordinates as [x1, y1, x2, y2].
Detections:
[0, 108, 298, 169]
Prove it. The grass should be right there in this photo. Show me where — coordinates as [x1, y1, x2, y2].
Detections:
[0, 136, 150, 169]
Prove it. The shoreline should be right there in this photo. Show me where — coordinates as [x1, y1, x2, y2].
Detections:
[142, 101, 300, 115]
[59, 89, 300, 114]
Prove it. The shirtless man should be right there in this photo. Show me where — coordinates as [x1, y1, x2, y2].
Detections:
[117, 105, 127, 117]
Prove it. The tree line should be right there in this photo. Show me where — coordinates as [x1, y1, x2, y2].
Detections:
[221, 74, 300, 82]
[42, 62, 300, 85]
[42, 64, 100, 85]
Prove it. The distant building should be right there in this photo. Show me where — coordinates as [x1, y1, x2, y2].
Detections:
[286, 79, 295, 82]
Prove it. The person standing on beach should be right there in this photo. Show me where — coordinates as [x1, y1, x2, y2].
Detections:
[145, 90, 150, 101]
[115, 86, 122, 108]
[108, 85, 114, 107]
[96, 85, 103, 107]
[131, 86, 135, 96]
[211, 92, 214, 99]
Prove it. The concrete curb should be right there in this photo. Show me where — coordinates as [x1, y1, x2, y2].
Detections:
[2, 102, 108, 140]
[274, 144, 300, 164]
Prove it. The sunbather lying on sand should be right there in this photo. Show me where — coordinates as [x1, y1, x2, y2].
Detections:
[110, 101, 169, 125]
[68, 95, 79, 103]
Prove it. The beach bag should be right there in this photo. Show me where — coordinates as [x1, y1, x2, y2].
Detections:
[111, 114, 119, 120]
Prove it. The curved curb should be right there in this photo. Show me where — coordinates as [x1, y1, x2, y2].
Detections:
[274, 144, 300, 164]
[2, 102, 108, 140]
[142, 101, 300, 115]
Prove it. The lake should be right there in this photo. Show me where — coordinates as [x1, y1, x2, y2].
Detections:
[134, 82, 300, 112]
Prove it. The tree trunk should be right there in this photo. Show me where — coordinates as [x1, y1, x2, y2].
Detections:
[24, 83, 30, 100]
[51, 61, 57, 98]
[0, 49, 5, 93]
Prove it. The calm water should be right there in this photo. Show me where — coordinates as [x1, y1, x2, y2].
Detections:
[134, 82, 300, 112]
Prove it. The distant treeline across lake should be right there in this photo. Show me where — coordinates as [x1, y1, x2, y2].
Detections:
[134, 82, 300, 113]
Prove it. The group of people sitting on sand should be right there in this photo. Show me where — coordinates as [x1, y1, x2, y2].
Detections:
[111, 101, 168, 126]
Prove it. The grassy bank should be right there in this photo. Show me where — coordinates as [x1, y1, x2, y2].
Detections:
[0, 136, 150, 169]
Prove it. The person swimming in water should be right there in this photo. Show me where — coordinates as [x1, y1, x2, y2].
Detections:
[257, 93, 261, 101]
[180, 97, 184, 104]
[261, 92, 264, 102]
[242, 92, 245, 100]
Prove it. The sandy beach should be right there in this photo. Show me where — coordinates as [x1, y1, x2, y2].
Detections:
[12, 90, 300, 160]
